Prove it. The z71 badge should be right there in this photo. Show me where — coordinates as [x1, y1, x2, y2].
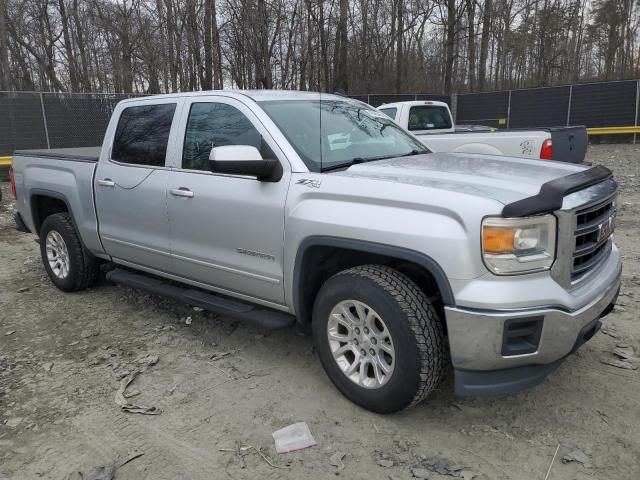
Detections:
[296, 178, 322, 188]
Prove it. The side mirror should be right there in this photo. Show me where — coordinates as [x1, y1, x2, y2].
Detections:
[208, 145, 278, 180]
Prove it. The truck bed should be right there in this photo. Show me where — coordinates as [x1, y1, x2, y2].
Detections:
[14, 147, 101, 162]
[12, 147, 103, 256]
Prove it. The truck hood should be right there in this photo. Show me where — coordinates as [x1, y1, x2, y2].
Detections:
[332, 152, 586, 205]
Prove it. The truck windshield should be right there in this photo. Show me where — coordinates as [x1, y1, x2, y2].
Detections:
[259, 99, 429, 172]
[408, 106, 452, 131]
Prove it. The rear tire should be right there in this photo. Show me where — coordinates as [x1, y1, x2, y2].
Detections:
[312, 265, 446, 413]
[40, 213, 100, 292]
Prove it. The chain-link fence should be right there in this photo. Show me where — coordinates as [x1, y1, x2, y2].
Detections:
[0, 92, 140, 156]
[1, 80, 639, 156]
[354, 79, 640, 133]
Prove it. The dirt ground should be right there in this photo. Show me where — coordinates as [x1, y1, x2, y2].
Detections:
[1, 145, 639, 480]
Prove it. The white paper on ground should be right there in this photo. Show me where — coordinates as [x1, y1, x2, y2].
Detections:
[272, 422, 317, 453]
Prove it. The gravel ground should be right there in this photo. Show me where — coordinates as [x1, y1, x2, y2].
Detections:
[1, 144, 639, 480]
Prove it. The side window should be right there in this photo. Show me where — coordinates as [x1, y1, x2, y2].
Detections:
[112, 103, 176, 166]
[379, 107, 397, 120]
[182, 102, 262, 171]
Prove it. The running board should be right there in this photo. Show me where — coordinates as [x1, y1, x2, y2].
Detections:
[106, 269, 295, 330]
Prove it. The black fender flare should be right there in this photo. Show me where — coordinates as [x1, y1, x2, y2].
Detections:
[292, 236, 455, 323]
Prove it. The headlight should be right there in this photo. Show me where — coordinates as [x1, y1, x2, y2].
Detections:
[482, 215, 556, 274]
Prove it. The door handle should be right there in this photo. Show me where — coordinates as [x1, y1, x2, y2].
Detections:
[170, 188, 194, 198]
[97, 179, 115, 187]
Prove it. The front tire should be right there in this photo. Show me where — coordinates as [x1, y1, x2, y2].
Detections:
[312, 265, 446, 413]
[40, 213, 99, 292]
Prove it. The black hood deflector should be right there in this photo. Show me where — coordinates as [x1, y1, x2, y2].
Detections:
[502, 165, 613, 217]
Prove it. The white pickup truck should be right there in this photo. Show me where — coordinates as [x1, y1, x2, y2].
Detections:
[378, 100, 588, 163]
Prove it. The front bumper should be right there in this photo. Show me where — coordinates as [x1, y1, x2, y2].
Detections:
[445, 263, 621, 396]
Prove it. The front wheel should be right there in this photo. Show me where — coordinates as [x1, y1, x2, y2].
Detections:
[312, 265, 446, 413]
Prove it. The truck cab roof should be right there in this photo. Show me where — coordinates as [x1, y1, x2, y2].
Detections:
[120, 90, 353, 104]
[378, 100, 450, 110]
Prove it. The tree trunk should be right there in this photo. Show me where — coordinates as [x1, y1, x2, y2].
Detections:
[466, 0, 476, 91]
[478, 0, 491, 90]
[0, 0, 9, 90]
[395, 0, 403, 92]
[444, 0, 456, 94]
[58, 0, 79, 91]
[257, 0, 273, 88]
[203, 0, 213, 90]
[333, 0, 348, 92]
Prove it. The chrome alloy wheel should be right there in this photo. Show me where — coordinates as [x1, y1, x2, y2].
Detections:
[45, 231, 70, 279]
[327, 300, 395, 389]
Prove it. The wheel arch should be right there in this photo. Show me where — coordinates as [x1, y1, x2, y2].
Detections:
[292, 236, 455, 324]
[30, 189, 74, 235]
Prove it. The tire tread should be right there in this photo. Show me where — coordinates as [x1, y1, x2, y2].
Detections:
[41, 212, 100, 291]
[333, 264, 446, 409]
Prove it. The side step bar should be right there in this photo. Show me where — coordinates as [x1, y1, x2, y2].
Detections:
[106, 269, 296, 330]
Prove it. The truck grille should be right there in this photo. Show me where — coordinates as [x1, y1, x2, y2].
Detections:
[571, 198, 615, 280]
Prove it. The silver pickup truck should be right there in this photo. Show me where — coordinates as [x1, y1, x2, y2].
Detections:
[11, 91, 621, 413]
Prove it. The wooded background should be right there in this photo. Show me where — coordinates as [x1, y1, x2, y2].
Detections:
[0, 0, 638, 95]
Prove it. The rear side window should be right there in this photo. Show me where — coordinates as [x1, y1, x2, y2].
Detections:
[408, 106, 452, 131]
[379, 107, 397, 120]
[112, 103, 176, 166]
[182, 102, 261, 171]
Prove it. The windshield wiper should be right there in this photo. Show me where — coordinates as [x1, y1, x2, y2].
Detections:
[402, 149, 426, 157]
[320, 157, 367, 172]
[320, 150, 427, 172]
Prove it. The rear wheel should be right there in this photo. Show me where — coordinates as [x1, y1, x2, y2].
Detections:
[312, 265, 446, 413]
[40, 213, 99, 292]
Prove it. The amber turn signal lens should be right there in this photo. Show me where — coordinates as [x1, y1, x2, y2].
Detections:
[483, 227, 516, 254]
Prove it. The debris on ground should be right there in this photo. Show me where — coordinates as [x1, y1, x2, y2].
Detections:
[600, 358, 638, 370]
[329, 451, 346, 471]
[118, 451, 145, 468]
[377, 459, 394, 468]
[183, 316, 193, 325]
[43, 362, 54, 372]
[612, 346, 639, 363]
[17, 286, 29, 293]
[192, 306, 203, 312]
[411, 456, 468, 477]
[562, 447, 592, 468]
[601, 326, 619, 338]
[462, 424, 514, 440]
[412, 467, 432, 479]
[114, 372, 161, 415]
[4, 330, 16, 336]
[65, 465, 115, 480]
[219, 443, 289, 469]
[135, 354, 159, 367]
[5, 417, 23, 428]
[210, 350, 236, 361]
[543, 443, 560, 480]
[64, 452, 143, 480]
[272, 422, 316, 453]
[80, 329, 99, 339]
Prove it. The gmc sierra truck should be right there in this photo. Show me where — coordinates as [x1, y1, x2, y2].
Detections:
[11, 91, 620, 413]
[378, 100, 588, 163]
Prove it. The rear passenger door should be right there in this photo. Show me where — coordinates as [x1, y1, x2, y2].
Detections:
[95, 99, 181, 271]
[166, 96, 290, 305]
